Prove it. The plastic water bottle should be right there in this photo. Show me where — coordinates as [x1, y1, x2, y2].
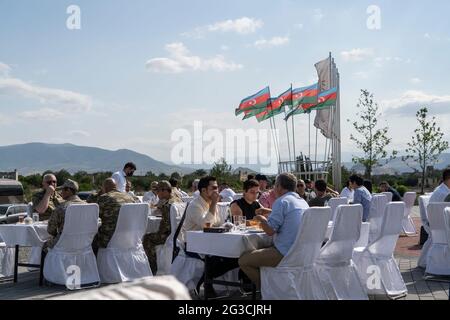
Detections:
[33, 212, 39, 223]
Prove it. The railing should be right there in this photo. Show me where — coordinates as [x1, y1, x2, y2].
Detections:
[278, 160, 331, 181]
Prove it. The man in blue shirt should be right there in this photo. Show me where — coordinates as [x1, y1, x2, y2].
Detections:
[238, 173, 309, 289]
[349, 175, 372, 222]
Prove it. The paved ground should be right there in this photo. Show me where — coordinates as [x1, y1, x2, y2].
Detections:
[0, 206, 449, 300]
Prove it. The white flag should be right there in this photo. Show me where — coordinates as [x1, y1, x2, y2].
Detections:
[314, 56, 334, 138]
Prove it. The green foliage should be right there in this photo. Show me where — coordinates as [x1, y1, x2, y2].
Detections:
[394, 185, 408, 197]
[349, 89, 396, 179]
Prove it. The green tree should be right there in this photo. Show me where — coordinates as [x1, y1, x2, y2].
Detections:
[349, 89, 396, 179]
[194, 169, 207, 177]
[210, 158, 232, 180]
[54, 169, 72, 186]
[403, 107, 449, 194]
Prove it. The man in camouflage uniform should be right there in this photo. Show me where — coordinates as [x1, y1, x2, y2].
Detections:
[32, 173, 64, 221]
[45, 179, 85, 250]
[94, 178, 136, 252]
[143, 180, 181, 274]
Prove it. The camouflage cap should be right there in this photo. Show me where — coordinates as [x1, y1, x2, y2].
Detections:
[157, 180, 172, 191]
[57, 179, 79, 193]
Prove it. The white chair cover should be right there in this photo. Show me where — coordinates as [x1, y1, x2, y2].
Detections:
[217, 202, 230, 224]
[425, 203, 450, 276]
[233, 193, 243, 201]
[328, 197, 348, 222]
[445, 208, 450, 249]
[382, 192, 393, 202]
[353, 202, 407, 297]
[316, 204, 367, 300]
[97, 203, 152, 283]
[170, 250, 204, 291]
[418, 195, 431, 268]
[0, 240, 14, 277]
[156, 202, 186, 275]
[43, 204, 100, 287]
[368, 194, 388, 244]
[181, 196, 194, 203]
[48, 275, 191, 300]
[402, 192, 417, 235]
[261, 207, 332, 300]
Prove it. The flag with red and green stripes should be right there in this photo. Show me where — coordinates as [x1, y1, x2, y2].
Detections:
[235, 86, 271, 116]
[255, 87, 292, 122]
[284, 86, 336, 120]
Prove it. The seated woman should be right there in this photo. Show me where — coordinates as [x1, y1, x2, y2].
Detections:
[230, 179, 270, 220]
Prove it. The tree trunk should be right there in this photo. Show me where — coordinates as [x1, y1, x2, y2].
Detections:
[421, 168, 425, 195]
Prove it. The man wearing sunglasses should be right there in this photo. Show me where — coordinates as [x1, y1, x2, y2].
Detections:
[32, 173, 64, 221]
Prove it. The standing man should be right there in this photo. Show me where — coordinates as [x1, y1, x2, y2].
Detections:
[429, 169, 450, 203]
[32, 173, 64, 221]
[112, 162, 136, 193]
[349, 174, 372, 222]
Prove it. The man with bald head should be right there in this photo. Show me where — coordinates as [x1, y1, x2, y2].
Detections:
[94, 178, 136, 252]
[32, 173, 64, 221]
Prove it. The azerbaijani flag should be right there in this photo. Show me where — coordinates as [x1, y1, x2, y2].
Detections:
[235, 86, 271, 116]
[308, 87, 337, 111]
[284, 86, 337, 120]
[292, 83, 319, 109]
[255, 88, 292, 122]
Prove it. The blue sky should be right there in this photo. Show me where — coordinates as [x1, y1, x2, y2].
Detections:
[1, 0, 449, 168]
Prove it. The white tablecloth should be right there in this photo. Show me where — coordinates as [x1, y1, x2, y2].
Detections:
[146, 216, 162, 234]
[186, 230, 273, 258]
[325, 221, 370, 248]
[0, 222, 50, 247]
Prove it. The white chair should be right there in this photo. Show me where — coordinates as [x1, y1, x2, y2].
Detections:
[445, 208, 450, 250]
[418, 195, 431, 268]
[261, 207, 332, 300]
[0, 239, 14, 278]
[382, 192, 393, 203]
[316, 204, 368, 300]
[170, 249, 204, 291]
[155, 202, 186, 275]
[217, 202, 231, 224]
[97, 203, 152, 283]
[424, 203, 450, 276]
[402, 192, 417, 236]
[368, 194, 389, 244]
[328, 197, 348, 222]
[233, 193, 243, 201]
[43, 204, 100, 288]
[353, 202, 407, 298]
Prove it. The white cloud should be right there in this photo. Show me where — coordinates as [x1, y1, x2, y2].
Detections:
[0, 77, 93, 112]
[220, 45, 230, 51]
[410, 77, 422, 84]
[381, 90, 450, 115]
[183, 17, 263, 38]
[146, 42, 243, 73]
[294, 23, 304, 29]
[353, 72, 369, 79]
[313, 9, 324, 22]
[68, 130, 91, 137]
[374, 56, 412, 67]
[341, 48, 375, 62]
[0, 62, 11, 77]
[19, 107, 65, 120]
[254, 36, 290, 49]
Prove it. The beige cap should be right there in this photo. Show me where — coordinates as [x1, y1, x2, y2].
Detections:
[57, 179, 79, 192]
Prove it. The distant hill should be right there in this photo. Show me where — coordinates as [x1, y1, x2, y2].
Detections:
[0, 143, 193, 176]
[343, 153, 450, 174]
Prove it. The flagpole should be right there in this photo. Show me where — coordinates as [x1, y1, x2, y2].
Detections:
[268, 87, 281, 170]
[291, 113, 296, 170]
[284, 84, 293, 164]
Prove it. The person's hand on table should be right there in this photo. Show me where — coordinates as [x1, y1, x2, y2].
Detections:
[255, 208, 272, 217]
[254, 214, 268, 223]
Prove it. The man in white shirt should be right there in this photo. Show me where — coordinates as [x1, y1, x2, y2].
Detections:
[178, 176, 238, 297]
[429, 169, 450, 203]
[219, 183, 236, 202]
[111, 162, 136, 193]
[191, 179, 200, 198]
[143, 181, 159, 207]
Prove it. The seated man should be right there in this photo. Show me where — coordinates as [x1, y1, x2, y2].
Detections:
[178, 176, 238, 297]
[379, 181, 402, 201]
[125, 180, 141, 203]
[230, 179, 270, 220]
[32, 173, 64, 221]
[94, 178, 136, 252]
[308, 179, 337, 207]
[143, 181, 159, 207]
[45, 179, 85, 249]
[296, 179, 312, 202]
[349, 174, 372, 222]
[143, 180, 180, 274]
[429, 169, 450, 203]
[218, 182, 236, 202]
[239, 173, 309, 289]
